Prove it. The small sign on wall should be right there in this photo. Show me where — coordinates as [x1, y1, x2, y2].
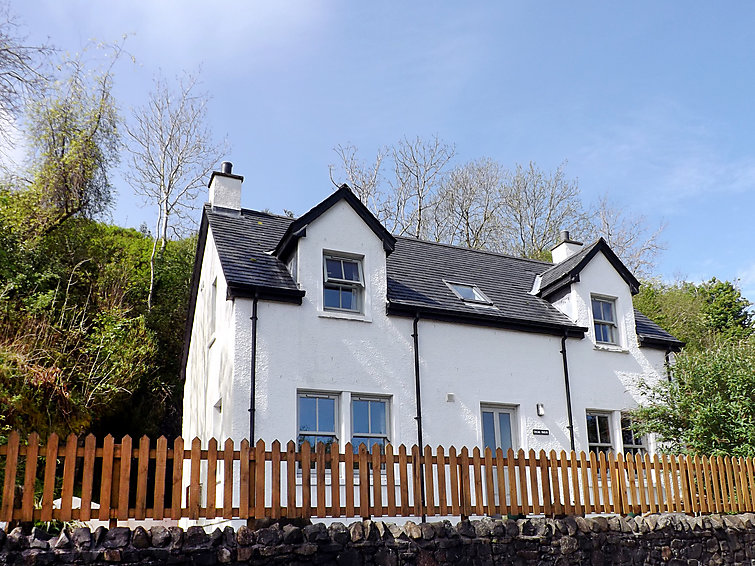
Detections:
[532, 429, 550, 436]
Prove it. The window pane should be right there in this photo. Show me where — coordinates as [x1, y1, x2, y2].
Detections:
[353, 400, 369, 434]
[318, 397, 336, 433]
[482, 411, 496, 451]
[603, 301, 614, 322]
[592, 298, 602, 320]
[453, 284, 476, 300]
[341, 288, 354, 310]
[352, 436, 384, 453]
[598, 415, 611, 444]
[298, 434, 316, 447]
[299, 397, 317, 432]
[498, 412, 512, 452]
[342, 261, 360, 282]
[604, 325, 614, 343]
[587, 414, 598, 444]
[370, 401, 386, 435]
[315, 435, 335, 448]
[326, 258, 342, 279]
[324, 286, 340, 309]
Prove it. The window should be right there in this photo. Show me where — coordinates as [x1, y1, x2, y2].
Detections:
[481, 406, 516, 453]
[352, 397, 389, 453]
[591, 296, 617, 344]
[621, 415, 645, 455]
[323, 255, 363, 312]
[297, 393, 338, 448]
[209, 278, 217, 340]
[586, 412, 613, 456]
[445, 280, 493, 305]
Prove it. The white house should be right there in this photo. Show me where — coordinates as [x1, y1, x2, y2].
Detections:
[181, 162, 682, 463]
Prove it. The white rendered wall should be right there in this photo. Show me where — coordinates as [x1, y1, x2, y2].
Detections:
[183, 228, 236, 444]
[219, 200, 667, 455]
[554, 252, 667, 454]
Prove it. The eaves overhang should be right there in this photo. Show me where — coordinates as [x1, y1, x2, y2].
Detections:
[227, 283, 305, 304]
[386, 302, 587, 338]
[638, 335, 685, 352]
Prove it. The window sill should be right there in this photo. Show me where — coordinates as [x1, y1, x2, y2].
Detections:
[318, 311, 372, 323]
[593, 343, 628, 354]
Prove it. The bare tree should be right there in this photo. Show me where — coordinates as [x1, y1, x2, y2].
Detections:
[589, 195, 665, 277]
[332, 141, 665, 274]
[125, 70, 227, 309]
[389, 135, 455, 238]
[431, 158, 505, 250]
[330, 143, 388, 222]
[0, 2, 51, 115]
[0, 1, 52, 150]
[498, 161, 589, 259]
[331, 135, 455, 238]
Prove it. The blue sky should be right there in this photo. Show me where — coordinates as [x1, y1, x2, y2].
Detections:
[11, 2, 755, 298]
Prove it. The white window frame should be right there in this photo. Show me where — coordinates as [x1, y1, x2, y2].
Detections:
[621, 414, 645, 455]
[586, 411, 613, 455]
[351, 395, 390, 453]
[480, 404, 518, 452]
[444, 279, 493, 305]
[591, 295, 618, 345]
[297, 391, 339, 449]
[323, 254, 364, 313]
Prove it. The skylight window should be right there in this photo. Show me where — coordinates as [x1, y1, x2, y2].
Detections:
[444, 280, 493, 305]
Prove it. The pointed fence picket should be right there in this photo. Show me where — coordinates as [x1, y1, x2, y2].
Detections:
[1, 431, 754, 525]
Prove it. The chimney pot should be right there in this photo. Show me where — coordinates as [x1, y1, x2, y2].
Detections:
[551, 229, 583, 263]
[221, 161, 233, 175]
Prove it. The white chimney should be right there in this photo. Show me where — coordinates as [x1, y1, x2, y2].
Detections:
[208, 161, 243, 212]
[551, 230, 583, 263]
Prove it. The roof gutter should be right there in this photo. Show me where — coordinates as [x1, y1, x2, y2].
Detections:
[386, 303, 586, 338]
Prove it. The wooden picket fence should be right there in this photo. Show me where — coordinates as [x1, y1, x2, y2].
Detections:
[1, 431, 755, 525]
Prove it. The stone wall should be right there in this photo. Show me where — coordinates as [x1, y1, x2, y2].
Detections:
[2, 513, 755, 566]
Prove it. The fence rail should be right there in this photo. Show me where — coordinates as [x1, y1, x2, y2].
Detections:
[1, 431, 753, 525]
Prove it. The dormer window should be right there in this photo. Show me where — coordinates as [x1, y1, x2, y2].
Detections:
[592, 296, 617, 344]
[445, 280, 493, 305]
[323, 254, 364, 312]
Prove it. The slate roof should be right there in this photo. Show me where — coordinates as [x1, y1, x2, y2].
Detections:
[634, 310, 685, 349]
[193, 196, 680, 347]
[385, 237, 583, 336]
[204, 207, 303, 300]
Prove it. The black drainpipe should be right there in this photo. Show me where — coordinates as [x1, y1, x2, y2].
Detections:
[412, 313, 427, 522]
[560, 331, 576, 452]
[249, 293, 259, 442]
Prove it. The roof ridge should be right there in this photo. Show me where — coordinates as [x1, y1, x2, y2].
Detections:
[394, 235, 554, 266]
[234, 204, 554, 266]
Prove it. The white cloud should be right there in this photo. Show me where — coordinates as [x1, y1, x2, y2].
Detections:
[574, 97, 755, 212]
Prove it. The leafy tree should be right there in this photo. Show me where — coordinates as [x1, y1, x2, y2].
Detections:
[633, 338, 755, 456]
[634, 278, 752, 351]
[4, 49, 120, 239]
[701, 278, 753, 341]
